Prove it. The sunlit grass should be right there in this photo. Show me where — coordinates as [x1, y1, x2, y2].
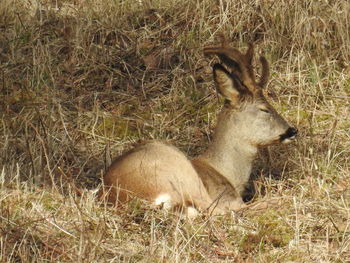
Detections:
[1, 0, 349, 262]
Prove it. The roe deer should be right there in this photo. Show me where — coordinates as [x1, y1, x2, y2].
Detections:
[101, 40, 297, 217]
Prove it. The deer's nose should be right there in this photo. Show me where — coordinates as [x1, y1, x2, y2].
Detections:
[280, 127, 298, 143]
[286, 127, 298, 138]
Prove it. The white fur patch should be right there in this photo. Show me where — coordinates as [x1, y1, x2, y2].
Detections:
[282, 136, 296, 144]
[154, 194, 172, 210]
[186, 206, 199, 219]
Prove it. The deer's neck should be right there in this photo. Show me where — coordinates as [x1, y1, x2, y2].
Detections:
[196, 109, 258, 195]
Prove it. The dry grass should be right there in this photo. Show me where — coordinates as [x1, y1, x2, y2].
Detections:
[1, 0, 349, 262]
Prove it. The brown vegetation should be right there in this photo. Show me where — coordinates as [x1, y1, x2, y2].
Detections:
[1, 0, 349, 262]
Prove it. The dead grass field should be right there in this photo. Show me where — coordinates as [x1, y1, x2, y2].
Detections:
[1, 0, 349, 262]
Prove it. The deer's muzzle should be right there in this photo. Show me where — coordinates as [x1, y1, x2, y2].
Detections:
[280, 127, 298, 144]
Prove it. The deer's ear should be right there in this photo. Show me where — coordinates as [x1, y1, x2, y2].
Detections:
[213, 64, 242, 104]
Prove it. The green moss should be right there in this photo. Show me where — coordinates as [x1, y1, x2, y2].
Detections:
[4, 87, 36, 105]
[96, 116, 139, 139]
[40, 193, 60, 211]
[239, 210, 293, 253]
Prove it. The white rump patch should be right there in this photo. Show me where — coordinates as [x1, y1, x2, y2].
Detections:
[186, 206, 199, 219]
[154, 193, 172, 210]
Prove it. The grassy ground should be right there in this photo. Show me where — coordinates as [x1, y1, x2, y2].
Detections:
[1, 0, 349, 262]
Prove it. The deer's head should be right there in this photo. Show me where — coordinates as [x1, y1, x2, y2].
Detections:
[204, 39, 297, 146]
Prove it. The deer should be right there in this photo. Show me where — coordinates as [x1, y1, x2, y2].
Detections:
[100, 39, 298, 218]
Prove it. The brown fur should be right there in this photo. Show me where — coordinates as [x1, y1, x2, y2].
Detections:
[191, 159, 243, 211]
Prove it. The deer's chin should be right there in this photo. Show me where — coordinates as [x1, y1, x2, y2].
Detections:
[256, 138, 281, 147]
[281, 136, 297, 144]
[260, 134, 297, 146]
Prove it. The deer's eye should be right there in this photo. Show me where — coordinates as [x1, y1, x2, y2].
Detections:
[260, 108, 270, 113]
